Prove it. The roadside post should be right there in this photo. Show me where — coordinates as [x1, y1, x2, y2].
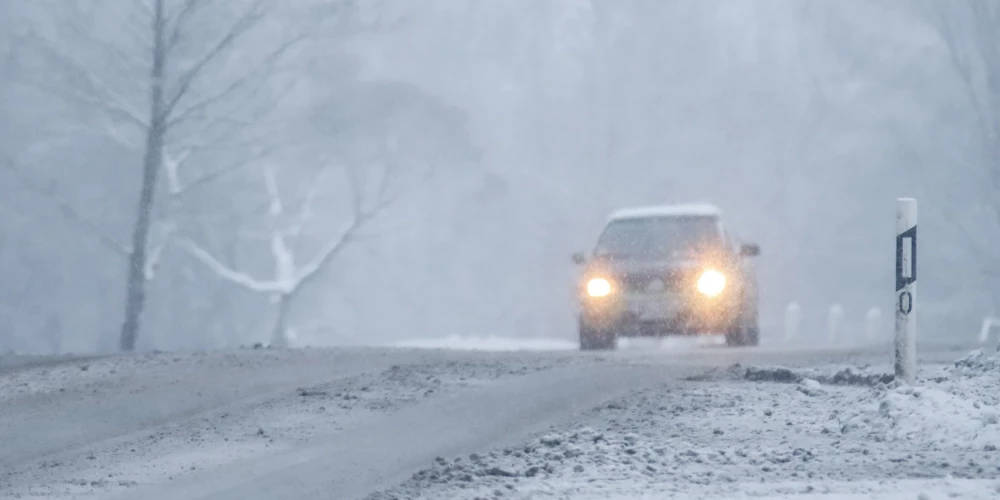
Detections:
[895, 198, 917, 384]
[979, 316, 998, 344]
[827, 304, 844, 344]
[784, 302, 801, 342]
[865, 307, 882, 341]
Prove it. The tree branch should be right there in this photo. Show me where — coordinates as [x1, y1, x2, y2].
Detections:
[929, 1, 992, 145]
[286, 167, 326, 242]
[1, 161, 130, 257]
[23, 30, 148, 130]
[260, 165, 298, 283]
[292, 191, 397, 294]
[162, 146, 186, 196]
[166, 35, 303, 129]
[44, 119, 143, 153]
[177, 149, 272, 196]
[144, 221, 176, 280]
[166, 0, 206, 51]
[291, 216, 364, 294]
[24, 79, 148, 131]
[112, 1, 156, 53]
[162, 0, 267, 117]
[967, 0, 1000, 148]
[181, 237, 287, 293]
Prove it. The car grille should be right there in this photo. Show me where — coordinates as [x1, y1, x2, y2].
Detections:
[619, 271, 688, 293]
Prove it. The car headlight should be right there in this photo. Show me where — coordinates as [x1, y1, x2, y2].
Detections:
[586, 277, 612, 297]
[696, 269, 726, 297]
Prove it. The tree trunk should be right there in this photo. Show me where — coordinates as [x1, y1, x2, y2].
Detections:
[119, 0, 167, 352]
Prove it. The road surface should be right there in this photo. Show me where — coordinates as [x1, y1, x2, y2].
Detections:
[1, 339, 997, 499]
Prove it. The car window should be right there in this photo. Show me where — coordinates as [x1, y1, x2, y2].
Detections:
[593, 216, 722, 257]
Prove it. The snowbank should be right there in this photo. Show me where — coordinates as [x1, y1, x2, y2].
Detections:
[371, 349, 1000, 500]
[837, 349, 1000, 450]
[743, 349, 1000, 450]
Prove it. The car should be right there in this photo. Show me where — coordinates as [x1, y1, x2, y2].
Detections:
[571, 203, 760, 350]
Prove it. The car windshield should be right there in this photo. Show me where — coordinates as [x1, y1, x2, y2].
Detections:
[593, 215, 721, 258]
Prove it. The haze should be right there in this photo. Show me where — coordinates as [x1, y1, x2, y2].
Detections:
[0, 0, 994, 354]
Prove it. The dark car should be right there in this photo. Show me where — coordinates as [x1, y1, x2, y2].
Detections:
[571, 204, 760, 350]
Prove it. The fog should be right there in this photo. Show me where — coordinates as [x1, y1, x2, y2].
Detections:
[0, 0, 996, 354]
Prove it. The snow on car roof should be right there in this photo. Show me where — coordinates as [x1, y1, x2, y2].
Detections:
[608, 203, 723, 220]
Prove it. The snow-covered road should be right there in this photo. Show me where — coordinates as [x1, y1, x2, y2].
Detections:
[1, 340, 997, 499]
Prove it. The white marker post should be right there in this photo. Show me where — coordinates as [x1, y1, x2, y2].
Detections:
[979, 317, 999, 344]
[784, 302, 802, 342]
[895, 198, 917, 384]
[865, 307, 882, 342]
[828, 304, 844, 344]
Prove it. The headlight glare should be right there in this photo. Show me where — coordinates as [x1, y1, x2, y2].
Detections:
[696, 269, 726, 297]
[586, 277, 612, 297]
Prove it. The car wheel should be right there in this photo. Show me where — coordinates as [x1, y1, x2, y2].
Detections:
[744, 306, 760, 347]
[726, 300, 759, 347]
[744, 324, 760, 346]
[724, 325, 746, 347]
[579, 322, 617, 351]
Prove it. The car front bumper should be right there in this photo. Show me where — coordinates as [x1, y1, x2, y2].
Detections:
[580, 291, 739, 336]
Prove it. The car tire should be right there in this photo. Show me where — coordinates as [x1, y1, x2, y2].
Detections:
[724, 325, 746, 347]
[579, 322, 617, 351]
[744, 307, 760, 347]
[726, 298, 760, 347]
[744, 324, 760, 346]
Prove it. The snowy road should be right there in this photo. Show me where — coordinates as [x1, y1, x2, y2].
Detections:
[1, 340, 997, 499]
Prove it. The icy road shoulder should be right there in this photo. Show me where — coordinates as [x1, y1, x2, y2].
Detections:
[371, 350, 1000, 500]
[3, 343, 997, 500]
[0, 347, 577, 499]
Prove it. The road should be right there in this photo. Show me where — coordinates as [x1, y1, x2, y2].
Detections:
[0, 339, 996, 499]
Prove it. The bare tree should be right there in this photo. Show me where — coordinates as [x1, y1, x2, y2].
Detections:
[181, 75, 475, 347]
[920, 0, 1000, 309]
[14, 0, 309, 350]
[924, 1, 1000, 172]
[183, 158, 402, 347]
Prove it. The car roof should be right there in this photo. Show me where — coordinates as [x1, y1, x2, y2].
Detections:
[608, 203, 723, 221]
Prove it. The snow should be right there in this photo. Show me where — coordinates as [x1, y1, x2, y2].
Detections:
[392, 334, 578, 351]
[0, 347, 577, 499]
[834, 349, 1000, 450]
[619, 335, 726, 349]
[3, 344, 998, 500]
[501, 478, 1000, 499]
[373, 348, 1000, 500]
[843, 385, 999, 448]
[797, 377, 825, 396]
[390, 334, 727, 352]
[607, 203, 723, 220]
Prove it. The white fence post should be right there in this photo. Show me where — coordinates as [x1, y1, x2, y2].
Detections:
[784, 302, 801, 342]
[895, 198, 917, 384]
[979, 316, 999, 344]
[828, 304, 844, 344]
[865, 307, 882, 342]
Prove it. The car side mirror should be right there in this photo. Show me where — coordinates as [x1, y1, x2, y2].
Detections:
[740, 243, 760, 257]
[572, 252, 587, 265]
